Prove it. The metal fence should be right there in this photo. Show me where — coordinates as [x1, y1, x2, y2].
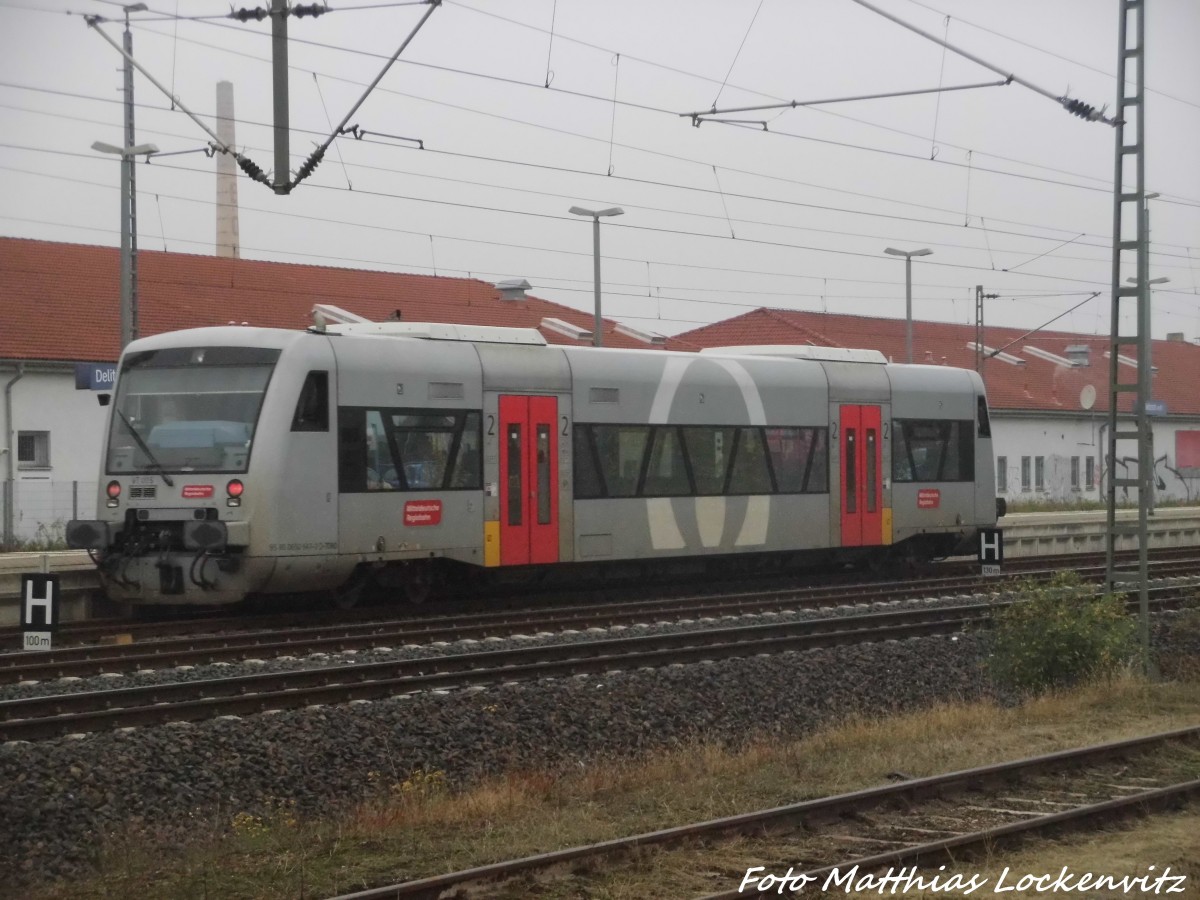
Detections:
[1, 480, 98, 547]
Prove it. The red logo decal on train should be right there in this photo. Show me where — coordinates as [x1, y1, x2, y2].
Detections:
[404, 500, 442, 526]
[917, 488, 940, 509]
[181, 485, 214, 499]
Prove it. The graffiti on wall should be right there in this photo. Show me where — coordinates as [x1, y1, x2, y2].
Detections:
[1105, 454, 1197, 504]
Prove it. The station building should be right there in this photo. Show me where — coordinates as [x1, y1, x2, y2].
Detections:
[3, 237, 1198, 543]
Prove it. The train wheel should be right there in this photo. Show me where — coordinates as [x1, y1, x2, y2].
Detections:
[403, 565, 434, 604]
[329, 578, 366, 610]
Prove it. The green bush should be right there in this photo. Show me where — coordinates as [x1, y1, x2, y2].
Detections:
[988, 571, 1137, 693]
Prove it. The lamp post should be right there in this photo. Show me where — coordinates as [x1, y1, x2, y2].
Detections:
[884, 247, 932, 363]
[569, 205, 623, 347]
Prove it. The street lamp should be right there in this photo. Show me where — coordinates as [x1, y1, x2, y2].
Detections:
[569, 205, 624, 347]
[884, 247, 932, 363]
[93, 140, 159, 350]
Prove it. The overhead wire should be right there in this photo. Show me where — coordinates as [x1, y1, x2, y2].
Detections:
[117, 7, 1200, 207]
[7, 139, 1191, 303]
[9, 78, 1197, 263]
[5, 5, 1199, 319]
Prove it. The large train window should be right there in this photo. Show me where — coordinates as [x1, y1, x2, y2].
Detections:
[643, 427, 691, 496]
[685, 427, 734, 495]
[892, 419, 975, 482]
[337, 407, 482, 493]
[573, 423, 828, 498]
[766, 427, 827, 493]
[727, 428, 772, 494]
[573, 425, 649, 499]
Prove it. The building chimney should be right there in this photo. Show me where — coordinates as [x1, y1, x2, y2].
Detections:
[1064, 344, 1090, 366]
[1167, 332, 1185, 342]
[215, 81, 240, 259]
[495, 278, 531, 301]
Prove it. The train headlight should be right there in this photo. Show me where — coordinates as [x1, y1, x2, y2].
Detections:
[106, 480, 121, 508]
[226, 479, 244, 507]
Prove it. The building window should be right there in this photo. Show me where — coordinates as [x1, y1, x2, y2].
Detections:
[1035, 456, 1045, 492]
[1070, 456, 1080, 491]
[17, 431, 50, 469]
[1021, 456, 1031, 492]
[996, 456, 1007, 493]
[1086, 456, 1096, 490]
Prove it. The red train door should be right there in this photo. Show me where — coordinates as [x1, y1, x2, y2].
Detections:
[839, 404, 882, 547]
[498, 395, 559, 566]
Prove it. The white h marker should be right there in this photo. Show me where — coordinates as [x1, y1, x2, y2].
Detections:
[24, 578, 55, 628]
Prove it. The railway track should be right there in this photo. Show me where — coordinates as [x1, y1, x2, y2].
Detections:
[326, 726, 1200, 900]
[2, 546, 1192, 654]
[3, 554, 1198, 685]
[3, 585, 1196, 743]
[0, 601, 991, 742]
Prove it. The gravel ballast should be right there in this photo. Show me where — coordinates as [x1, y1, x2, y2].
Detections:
[0, 631, 987, 889]
[1, 606, 1195, 893]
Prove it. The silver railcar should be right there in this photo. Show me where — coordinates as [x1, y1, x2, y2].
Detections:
[68, 323, 999, 605]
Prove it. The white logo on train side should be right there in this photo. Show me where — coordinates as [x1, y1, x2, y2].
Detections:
[644, 356, 770, 551]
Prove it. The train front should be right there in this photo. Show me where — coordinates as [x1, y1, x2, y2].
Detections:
[67, 331, 283, 605]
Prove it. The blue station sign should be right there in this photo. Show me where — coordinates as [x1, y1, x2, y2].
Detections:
[75, 362, 118, 391]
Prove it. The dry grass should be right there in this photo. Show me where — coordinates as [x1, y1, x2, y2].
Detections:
[24, 673, 1200, 900]
[835, 813, 1200, 899]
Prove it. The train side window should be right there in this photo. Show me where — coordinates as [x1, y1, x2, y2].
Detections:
[536, 424, 552, 524]
[765, 427, 827, 494]
[449, 412, 482, 489]
[291, 371, 329, 432]
[977, 396, 991, 438]
[589, 425, 650, 497]
[727, 427, 773, 494]
[802, 427, 829, 493]
[684, 426, 735, 495]
[338, 416, 369, 492]
[844, 428, 857, 513]
[892, 420, 974, 482]
[866, 428, 877, 512]
[642, 426, 692, 496]
[506, 423, 522, 525]
[339, 406, 483, 492]
[573, 425, 605, 499]
[366, 410, 398, 490]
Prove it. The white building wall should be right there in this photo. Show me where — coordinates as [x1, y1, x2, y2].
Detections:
[3, 370, 109, 542]
[992, 413, 1200, 506]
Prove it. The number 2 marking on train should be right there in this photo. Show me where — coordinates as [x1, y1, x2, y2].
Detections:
[486, 414, 495, 436]
[561, 416, 569, 435]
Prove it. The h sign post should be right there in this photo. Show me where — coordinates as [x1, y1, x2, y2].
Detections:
[978, 528, 1003, 576]
[21, 573, 60, 651]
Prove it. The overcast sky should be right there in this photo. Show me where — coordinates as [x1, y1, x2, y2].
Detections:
[1, 0, 1198, 343]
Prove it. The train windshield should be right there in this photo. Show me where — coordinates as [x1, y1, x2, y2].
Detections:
[106, 346, 280, 475]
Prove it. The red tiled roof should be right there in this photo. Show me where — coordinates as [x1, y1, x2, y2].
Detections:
[0, 238, 661, 360]
[669, 307, 1200, 416]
